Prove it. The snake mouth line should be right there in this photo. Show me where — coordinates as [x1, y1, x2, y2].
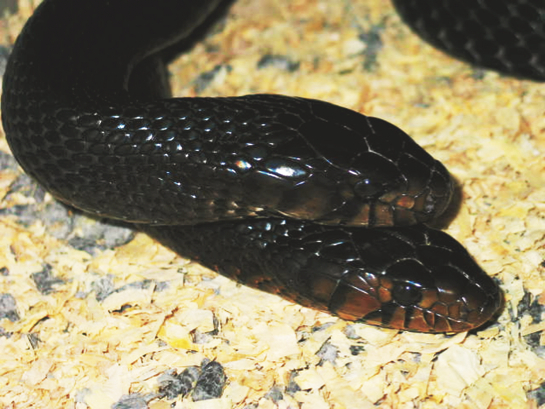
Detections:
[331, 289, 501, 333]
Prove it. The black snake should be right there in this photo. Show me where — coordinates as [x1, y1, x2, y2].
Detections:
[3, 0, 528, 333]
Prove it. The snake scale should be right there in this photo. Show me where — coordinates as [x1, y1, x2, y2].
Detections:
[4, 0, 532, 333]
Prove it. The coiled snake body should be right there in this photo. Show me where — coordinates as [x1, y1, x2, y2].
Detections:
[1, 0, 516, 332]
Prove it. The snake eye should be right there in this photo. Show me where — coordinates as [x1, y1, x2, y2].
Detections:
[351, 154, 403, 199]
[354, 178, 383, 197]
[392, 282, 422, 306]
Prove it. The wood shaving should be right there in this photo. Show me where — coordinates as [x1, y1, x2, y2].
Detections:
[0, 0, 544, 408]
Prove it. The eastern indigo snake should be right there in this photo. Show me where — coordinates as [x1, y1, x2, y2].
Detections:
[5, 0, 531, 333]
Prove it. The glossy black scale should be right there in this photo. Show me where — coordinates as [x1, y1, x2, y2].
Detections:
[392, 0, 545, 81]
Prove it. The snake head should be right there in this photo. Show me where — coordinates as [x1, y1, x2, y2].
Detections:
[260, 98, 455, 228]
[318, 226, 502, 333]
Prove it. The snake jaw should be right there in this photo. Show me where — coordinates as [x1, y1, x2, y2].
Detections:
[334, 285, 500, 333]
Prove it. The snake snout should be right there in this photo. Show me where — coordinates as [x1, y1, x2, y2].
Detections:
[422, 267, 502, 332]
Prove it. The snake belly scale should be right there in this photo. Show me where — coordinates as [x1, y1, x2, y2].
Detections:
[1, 0, 503, 333]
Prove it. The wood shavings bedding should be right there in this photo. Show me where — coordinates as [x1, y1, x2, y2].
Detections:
[0, 0, 544, 408]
